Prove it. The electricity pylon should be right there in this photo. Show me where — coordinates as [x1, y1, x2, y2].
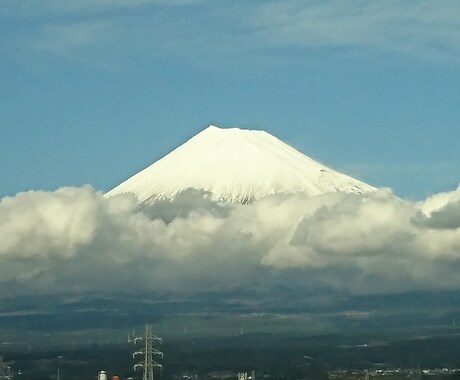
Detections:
[133, 324, 163, 380]
[143, 324, 154, 380]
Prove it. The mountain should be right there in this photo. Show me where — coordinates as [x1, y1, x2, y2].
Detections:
[106, 125, 376, 203]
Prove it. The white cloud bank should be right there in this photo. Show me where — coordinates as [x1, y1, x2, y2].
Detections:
[1, 185, 460, 297]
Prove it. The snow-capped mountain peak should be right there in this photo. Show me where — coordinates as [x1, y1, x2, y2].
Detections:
[106, 125, 376, 203]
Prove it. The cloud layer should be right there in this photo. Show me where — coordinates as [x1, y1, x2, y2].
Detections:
[1, 185, 460, 298]
[3, 0, 460, 65]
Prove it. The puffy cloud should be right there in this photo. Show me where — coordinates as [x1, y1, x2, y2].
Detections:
[1, 185, 460, 298]
[418, 184, 460, 216]
[0, 186, 100, 258]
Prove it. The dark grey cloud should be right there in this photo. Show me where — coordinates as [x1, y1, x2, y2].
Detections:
[414, 200, 460, 230]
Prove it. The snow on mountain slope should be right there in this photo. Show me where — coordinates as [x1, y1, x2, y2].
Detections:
[106, 125, 376, 203]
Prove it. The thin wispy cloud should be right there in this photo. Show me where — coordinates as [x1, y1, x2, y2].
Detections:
[33, 21, 115, 56]
[3, 0, 460, 66]
[0, 0, 150, 17]
[251, 0, 460, 61]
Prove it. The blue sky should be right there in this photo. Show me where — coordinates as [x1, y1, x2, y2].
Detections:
[1, 0, 460, 200]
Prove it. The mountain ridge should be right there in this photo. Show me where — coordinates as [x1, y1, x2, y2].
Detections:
[106, 125, 376, 203]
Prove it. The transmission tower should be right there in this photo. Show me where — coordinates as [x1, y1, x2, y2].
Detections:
[132, 324, 163, 380]
[144, 324, 154, 380]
